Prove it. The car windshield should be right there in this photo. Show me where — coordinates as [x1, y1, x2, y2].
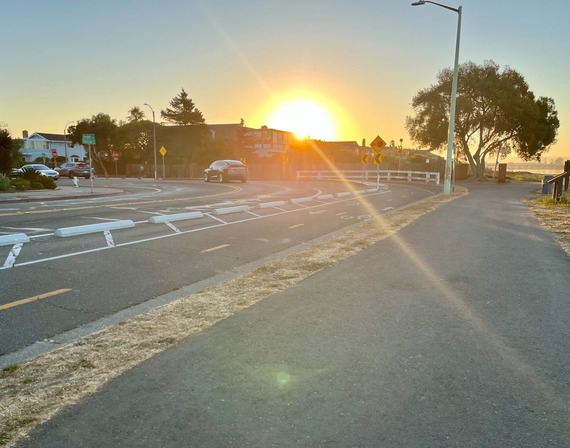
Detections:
[28, 165, 49, 170]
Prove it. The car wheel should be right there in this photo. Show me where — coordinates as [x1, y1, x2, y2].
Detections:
[204, 173, 209, 182]
[241, 178, 247, 183]
[68, 172, 74, 179]
[219, 173, 225, 183]
[85, 176, 90, 179]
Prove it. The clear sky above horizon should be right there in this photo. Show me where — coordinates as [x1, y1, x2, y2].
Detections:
[1, 0, 569, 160]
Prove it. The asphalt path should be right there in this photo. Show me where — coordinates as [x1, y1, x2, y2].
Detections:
[16, 182, 570, 447]
[1, 179, 439, 358]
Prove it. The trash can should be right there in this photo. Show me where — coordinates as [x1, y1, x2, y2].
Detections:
[542, 175, 554, 194]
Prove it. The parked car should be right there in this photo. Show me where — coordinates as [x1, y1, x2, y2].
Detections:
[20, 164, 60, 180]
[204, 160, 248, 183]
[8, 168, 21, 178]
[55, 162, 92, 179]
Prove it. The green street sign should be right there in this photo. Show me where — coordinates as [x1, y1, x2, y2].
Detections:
[82, 134, 96, 145]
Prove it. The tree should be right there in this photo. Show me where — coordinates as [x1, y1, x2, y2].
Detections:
[406, 60, 559, 180]
[68, 113, 118, 177]
[161, 88, 206, 125]
[127, 106, 145, 123]
[0, 128, 13, 175]
[114, 120, 154, 160]
[160, 89, 210, 165]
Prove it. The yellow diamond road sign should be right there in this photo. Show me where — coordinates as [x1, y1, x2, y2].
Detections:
[159, 146, 167, 156]
[373, 153, 383, 164]
[370, 135, 386, 153]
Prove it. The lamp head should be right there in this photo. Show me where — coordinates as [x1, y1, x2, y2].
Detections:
[411, 1, 426, 5]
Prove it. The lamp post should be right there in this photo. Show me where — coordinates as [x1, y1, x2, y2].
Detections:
[64, 121, 74, 162]
[143, 103, 158, 180]
[412, 0, 462, 195]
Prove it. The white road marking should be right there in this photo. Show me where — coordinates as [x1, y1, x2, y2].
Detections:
[2, 186, 426, 269]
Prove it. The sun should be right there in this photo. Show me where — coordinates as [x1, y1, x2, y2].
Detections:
[267, 99, 336, 141]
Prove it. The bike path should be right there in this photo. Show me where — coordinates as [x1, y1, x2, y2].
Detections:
[18, 182, 570, 447]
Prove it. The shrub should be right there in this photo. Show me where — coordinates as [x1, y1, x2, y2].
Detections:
[19, 167, 42, 182]
[0, 174, 12, 192]
[30, 181, 45, 190]
[40, 177, 57, 189]
[10, 178, 31, 191]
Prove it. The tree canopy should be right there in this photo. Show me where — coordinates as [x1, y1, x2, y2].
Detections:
[161, 88, 206, 126]
[113, 120, 155, 161]
[0, 128, 14, 175]
[127, 106, 145, 123]
[406, 60, 559, 179]
[68, 113, 118, 177]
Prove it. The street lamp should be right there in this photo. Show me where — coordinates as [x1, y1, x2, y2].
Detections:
[143, 103, 158, 180]
[64, 121, 74, 162]
[412, 0, 462, 195]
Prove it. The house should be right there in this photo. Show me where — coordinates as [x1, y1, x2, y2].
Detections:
[247, 126, 295, 157]
[209, 124, 295, 157]
[20, 131, 87, 163]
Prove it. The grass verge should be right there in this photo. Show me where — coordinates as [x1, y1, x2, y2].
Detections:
[523, 191, 570, 256]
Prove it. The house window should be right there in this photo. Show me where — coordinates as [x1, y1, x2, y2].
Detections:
[26, 140, 49, 150]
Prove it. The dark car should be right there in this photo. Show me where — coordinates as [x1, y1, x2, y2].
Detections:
[204, 160, 248, 183]
[55, 162, 92, 179]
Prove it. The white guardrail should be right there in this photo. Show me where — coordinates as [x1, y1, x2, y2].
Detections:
[296, 169, 440, 184]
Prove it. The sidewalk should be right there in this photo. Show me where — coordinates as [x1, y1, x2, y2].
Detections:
[14, 182, 570, 447]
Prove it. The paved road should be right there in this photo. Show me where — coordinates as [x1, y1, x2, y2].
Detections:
[1, 180, 439, 358]
[17, 182, 570, 447]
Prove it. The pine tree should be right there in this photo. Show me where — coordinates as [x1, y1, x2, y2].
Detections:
[160, 88, 206, 125]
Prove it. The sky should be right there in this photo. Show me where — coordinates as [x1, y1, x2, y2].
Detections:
[1, 0, 569, 161]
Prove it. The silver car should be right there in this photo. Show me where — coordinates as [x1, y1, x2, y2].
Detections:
[20, 164, 60, 180]
[55, 162, 92, 179]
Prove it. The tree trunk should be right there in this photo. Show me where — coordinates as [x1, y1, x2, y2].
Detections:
[92, 148, 109, 178]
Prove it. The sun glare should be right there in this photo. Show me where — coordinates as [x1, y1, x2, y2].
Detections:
[267, 99, 336, 141]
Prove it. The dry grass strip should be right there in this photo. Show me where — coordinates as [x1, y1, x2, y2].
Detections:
[523, 192, 570, 257]
[1, 190, 465, 447]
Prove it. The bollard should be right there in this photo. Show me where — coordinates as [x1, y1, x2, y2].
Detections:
[72, 176, 79, 187]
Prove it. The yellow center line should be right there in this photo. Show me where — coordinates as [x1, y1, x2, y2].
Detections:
[201, 244, 231, 253]
[0, 288, 72, 311]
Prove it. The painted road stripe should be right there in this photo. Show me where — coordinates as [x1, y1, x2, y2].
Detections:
[0, 288, 72, 311]
[201, 244, 231, 253]
[288, 224, 304, 229]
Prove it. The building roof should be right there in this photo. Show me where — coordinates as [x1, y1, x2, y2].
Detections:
[29, 132, 67, 141]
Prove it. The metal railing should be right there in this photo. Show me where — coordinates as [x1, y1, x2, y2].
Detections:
[296, 169, 440, 184]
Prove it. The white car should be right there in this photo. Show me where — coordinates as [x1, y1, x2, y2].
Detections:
[20, 164, 60, 180]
